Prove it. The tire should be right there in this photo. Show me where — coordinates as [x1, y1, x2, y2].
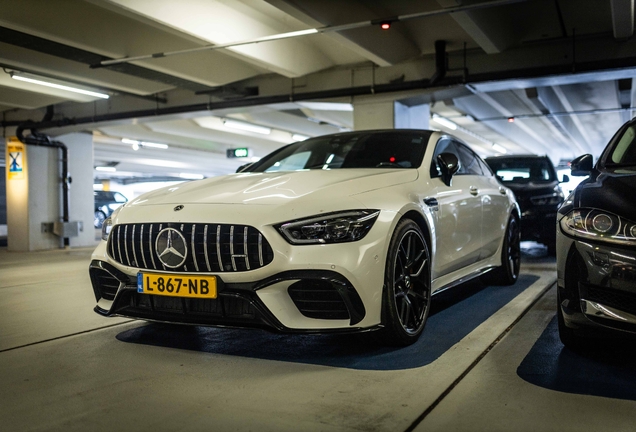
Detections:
[94, 210, 107, 229]
[483, 214, 521, 286]
[380, 219, 431, 346]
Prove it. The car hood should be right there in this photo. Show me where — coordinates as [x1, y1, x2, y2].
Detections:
[573, 168, 636, 221]
[129, 169, 418, 207]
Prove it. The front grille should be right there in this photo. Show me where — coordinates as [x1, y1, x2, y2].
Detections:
[585, 285, 636, 316]
[108, 223, 274, 272]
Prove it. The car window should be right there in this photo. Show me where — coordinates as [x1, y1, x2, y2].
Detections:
[251, 131, 430, 172]
[609, 124, 636, 165]
[486, 158, 556, 183]
[114, 193, 127, 203]
[456, 143, 484, 176]
[265, 151, 311, 172]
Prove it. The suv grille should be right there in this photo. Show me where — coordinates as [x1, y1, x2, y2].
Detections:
[108, 223, 274, 272]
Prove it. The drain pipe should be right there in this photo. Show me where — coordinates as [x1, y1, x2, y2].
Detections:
[16, 118, 71, 246]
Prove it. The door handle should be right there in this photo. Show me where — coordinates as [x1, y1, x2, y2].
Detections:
[470, 187, 479, 196]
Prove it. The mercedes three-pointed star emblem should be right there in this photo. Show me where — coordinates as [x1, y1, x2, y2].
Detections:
[155, 228, 188, 268]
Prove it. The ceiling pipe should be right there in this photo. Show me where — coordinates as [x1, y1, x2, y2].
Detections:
[430, 40, 447, 85]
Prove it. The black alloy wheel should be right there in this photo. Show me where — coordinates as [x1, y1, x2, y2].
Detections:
[381, 219, 431, 346]
[484, 215, 521, 286]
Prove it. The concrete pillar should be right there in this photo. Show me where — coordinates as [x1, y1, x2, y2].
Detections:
[395, 102, 430, 130]
[5, 132, 95, 251]
[354, 99, 430, 131]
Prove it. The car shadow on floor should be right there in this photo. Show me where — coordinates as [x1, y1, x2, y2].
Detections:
[517, 317, 636, 401]
[116, 274, 539, 371]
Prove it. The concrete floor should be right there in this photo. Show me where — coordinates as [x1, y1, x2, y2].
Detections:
[1, 245, 634, 431]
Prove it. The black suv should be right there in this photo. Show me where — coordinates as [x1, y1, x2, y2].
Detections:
[485, 155, 565, 254]
[94, 191, 127, 228]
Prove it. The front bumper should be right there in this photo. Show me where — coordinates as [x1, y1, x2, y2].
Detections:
[557, 224, 636, 334]
[89, 210, 395, 333]
[90, 260, 370, 333]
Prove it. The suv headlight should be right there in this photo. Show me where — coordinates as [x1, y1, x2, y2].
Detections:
[560, 208, 636, 245]
[277, 210, 380, 245]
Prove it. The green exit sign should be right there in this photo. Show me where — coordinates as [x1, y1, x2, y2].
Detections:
[226, 148, 250, 158]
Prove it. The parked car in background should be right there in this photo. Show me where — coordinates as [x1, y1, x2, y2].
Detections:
[90, 130, 520, 346]
[94, 191, 128, 228]
[485, 155, 565, 254]
[556, 118, 636, 349]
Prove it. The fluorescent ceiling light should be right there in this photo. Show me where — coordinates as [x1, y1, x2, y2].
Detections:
[140, 141, 169, 149]
[431, 115, 457, 130]
[223, 119, 271, 135]
[492, 143, 508, 154]
[292, 134, 309, 141]
[95, 166, 116, 172]
[121, 138, 168, 150]
[179, 173, 205, 180]
[11, 73, 109, 99]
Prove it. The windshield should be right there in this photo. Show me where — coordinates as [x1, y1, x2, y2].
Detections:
[486, 158, 557, 183]
[247, 131, 431, 173]
[605, 123, 636, 167]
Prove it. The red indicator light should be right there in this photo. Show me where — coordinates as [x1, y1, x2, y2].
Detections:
[508, 117, 515, 123]
[389, 156, 396, 162]
[380, 22, 391, 30]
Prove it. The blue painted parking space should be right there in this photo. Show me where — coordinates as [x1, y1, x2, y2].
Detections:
[117, 274, 538, 370]
[517, 317, 636, 401]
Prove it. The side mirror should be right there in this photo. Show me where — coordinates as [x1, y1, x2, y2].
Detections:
[437, 153, 460, 187]
[570, 154, 593, 176]
[236, 163, 253, 173]
[561, 174, 570, 183]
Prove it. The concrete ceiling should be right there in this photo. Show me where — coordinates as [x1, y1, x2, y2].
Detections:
[0, 0, 635, 181]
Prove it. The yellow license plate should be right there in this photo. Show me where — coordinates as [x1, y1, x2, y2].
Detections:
[137, 272, 217, 299]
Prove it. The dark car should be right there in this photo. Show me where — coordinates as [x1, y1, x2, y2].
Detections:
[485, 155, 565, 254]
[94, 191, 127, 228]
[556, 117, 636, 349]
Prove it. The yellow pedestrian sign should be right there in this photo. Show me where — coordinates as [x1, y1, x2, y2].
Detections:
[6, 137, 27, 180]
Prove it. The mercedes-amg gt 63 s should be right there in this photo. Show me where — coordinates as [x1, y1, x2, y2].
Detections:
[90, 130, 520, 345]
[557, 117, 636, 349]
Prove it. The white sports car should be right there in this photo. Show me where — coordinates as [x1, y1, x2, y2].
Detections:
[90, 130, 520, 345]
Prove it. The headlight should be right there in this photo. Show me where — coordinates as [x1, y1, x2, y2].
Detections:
[277, 210, 380, 245]
[101, 217, 113, 241]
[560, 208, 636, 245]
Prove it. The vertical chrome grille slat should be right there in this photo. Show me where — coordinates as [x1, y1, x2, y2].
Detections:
[243, 227, 250, 270]
[216, 225, 223, 271]
[117, 226, 123, 264]
[123, 225, 131, 266]
[258, 233, 263, 266]
[230, 226, 237, 271]
[110, 222, 272, 273]
[140, 225, 148, 269]
[203, 225, 211, 272]
[131, 225, 139, 267]
[149, 224, 157, 270]
[191, 224, 199, 272]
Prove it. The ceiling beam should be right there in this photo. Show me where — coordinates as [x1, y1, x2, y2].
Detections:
[610, 0, 635, 39]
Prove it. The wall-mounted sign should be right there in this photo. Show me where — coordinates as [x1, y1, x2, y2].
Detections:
[6, 137, 27, 180]
[226, 148, 251, 158]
